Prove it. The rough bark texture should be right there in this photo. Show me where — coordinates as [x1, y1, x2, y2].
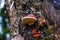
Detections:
[42, 0, 60, 26]
[5, 0, 60, 40]
[5, 0, 20, 39]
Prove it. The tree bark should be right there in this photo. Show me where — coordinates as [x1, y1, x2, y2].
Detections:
[5, 0, 60, 40]
[5, 0, 21, 39]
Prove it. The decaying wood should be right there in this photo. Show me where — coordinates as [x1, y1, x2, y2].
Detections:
[5, 0, 20, 39]
[5, 0, 60, 40]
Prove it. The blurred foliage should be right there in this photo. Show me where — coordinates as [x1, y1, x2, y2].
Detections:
[0, 6, 10, 40]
